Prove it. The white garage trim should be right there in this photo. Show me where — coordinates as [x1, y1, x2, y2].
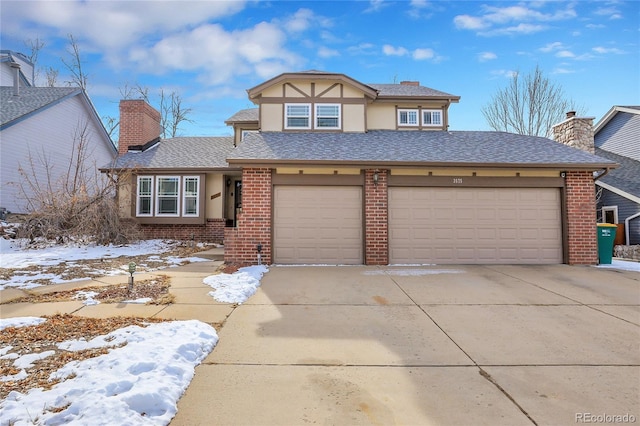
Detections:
[389, 187, 562, 264]
[273, 186, 363, 264]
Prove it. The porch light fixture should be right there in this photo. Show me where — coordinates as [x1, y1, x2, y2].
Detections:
[226, 178, 231, 187]
[372, 170, 379, 185]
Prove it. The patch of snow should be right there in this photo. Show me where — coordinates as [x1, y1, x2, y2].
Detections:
[1, 319, 218, 426]
[595, 259, 640, 272]
[203, 265, 268, 304]
[0, 317, 47, 331]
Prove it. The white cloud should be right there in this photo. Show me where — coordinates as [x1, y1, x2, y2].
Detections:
[594, 7, 622, 19]
[129, 22, 301, 85]
[556, 50, 575, 58]
[454, 3, 576, 36]
[413, 48, 435, 60]
[318, 46, 340, 58]
[365, 0, 387, 13]
[592, 46, 625, 54]
[383, 44, 409, 56]
[347, 43, 377, 55]
[478, 51, 497, 62]
[539, 41, 565, 52]
[490, 69, 518, 79]
[552, 67, 576, 74]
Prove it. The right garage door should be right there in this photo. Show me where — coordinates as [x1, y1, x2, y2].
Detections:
[389, 187, 562, 264]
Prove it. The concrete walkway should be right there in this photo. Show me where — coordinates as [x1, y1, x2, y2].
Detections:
[1, 260, 638, 425]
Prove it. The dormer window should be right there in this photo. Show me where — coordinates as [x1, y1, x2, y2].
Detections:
[285, 103, 311, 129]
[315, 104, 341, 129]
[423, 110, 442, 127]
[398, 109, 419, 126]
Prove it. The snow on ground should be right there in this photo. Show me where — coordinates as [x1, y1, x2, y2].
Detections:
[0, 238, 210, 290]
[595, 259, 640, 272]
[203, 265, 268, 303]
[1, 318, 218, 426]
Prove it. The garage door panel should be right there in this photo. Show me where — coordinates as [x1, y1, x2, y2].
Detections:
[274, 186, 363, 264]
[389, 187, 562, 264]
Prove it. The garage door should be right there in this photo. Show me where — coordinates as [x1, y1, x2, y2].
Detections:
[389, 187, 562, 264]
[274, 186, 363, 264]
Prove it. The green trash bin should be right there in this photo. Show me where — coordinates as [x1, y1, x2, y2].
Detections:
[597, 223, 617, 264]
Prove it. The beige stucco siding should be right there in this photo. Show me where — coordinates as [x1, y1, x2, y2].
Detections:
[261, 104, 283, 131]
[367, 104, 397, 130]
[343, 104, 366, 132]
[205, 173, 224, 219]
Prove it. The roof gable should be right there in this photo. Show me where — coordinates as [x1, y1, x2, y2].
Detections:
[0, 86, 81, 129]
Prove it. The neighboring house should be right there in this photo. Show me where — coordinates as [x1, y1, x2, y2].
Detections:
[0, 60, 117, 214]
[0, 50, 34, 87]
[107, 71, 616, 266]
[593, 106, 640, 245]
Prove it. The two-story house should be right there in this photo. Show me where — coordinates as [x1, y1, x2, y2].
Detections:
[592, 106, 640, 246]
[108, 70, 616, 266]
[1, 51, 117, 215]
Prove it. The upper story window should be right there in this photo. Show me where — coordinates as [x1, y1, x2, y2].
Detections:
[398, 109, 419, 126]
[285, 103, 311, 129]
[315, 104, 341, 129]
[423, 110, 442, 127]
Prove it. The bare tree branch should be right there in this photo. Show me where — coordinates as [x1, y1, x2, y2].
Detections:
[482, 65, 583, 137]
[61, 34, 88, 89]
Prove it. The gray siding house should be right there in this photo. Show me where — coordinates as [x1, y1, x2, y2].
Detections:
[594, 106, 640, 245]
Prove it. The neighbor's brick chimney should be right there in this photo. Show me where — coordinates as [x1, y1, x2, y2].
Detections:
[400, 81, 420, 86]
[118, 100, 162, 154]
[552, 111, 595, 154]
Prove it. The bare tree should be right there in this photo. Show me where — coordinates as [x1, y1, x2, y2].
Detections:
[14, 121, 141, 245]
[24, 37, 45, 84]
[482, 65, 582, 137]
[159, 90, 194, 138]
[45, 66, 59, 87]
[61, 34, 88, 89]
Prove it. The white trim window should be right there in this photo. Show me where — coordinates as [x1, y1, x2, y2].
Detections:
[398, 109, 419, 126]
[422, 109, 442, 127]
[156, 176, 180, 216]
[315, 104, 341, 129]
[136, 176, 154, 216]
[183, 177, 200, 217]
[602, 206, 618, 224]
[285, 103, 311, 129]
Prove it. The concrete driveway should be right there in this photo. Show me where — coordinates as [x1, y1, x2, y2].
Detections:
[172, 264, 640, 426]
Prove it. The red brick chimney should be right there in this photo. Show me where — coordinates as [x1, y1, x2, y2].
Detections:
[400, 81, 420, 86]
[552, 111, 595, 154]
[118, 100, 162, 154]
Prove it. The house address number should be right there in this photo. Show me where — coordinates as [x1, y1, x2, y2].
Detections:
[453, 178, 463, 184]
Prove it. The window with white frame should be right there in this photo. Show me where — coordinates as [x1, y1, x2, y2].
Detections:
[183, 177, 199, 216]
[156, 176, 180, 216]
[398, 109, 419, 126]
[422, 109, 442, 126]
[137, 176, 153, 216]
[285, 103, 311, 129]
[315, 104, 341, 129]
[602, 206, 618, 224]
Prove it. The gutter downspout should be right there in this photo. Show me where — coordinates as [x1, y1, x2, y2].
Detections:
[593, 168, 611, 181]
[625, 212, 640, 246]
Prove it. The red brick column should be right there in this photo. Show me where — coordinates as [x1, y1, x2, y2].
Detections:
[565, 171, 597, 265]
[364, 169, 388, 265]
[224, 168, 272, 265]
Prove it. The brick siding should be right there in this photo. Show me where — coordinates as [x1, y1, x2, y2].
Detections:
[364, 169, 388, 265]
[141, 219, 225, 243]
[118, 100, 161, 154]
[565, 171, 598, 264]
[224, 168, 272, 264]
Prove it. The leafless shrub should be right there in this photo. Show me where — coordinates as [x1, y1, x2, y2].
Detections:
[13, 121, 142, 245]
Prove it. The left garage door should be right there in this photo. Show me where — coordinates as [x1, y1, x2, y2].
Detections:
[273, 186, 363, 264]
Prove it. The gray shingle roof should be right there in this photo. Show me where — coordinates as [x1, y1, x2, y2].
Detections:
[1, 86, 81, 127]
[228, 130, 617, 168]
[108, 137, 236, 169]
[596, 148, 640, 198]
[225, 108, 258, 123]
[368, 84, 457, 98]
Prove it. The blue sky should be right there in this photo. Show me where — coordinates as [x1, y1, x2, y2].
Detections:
[1, 0, 638, 138]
